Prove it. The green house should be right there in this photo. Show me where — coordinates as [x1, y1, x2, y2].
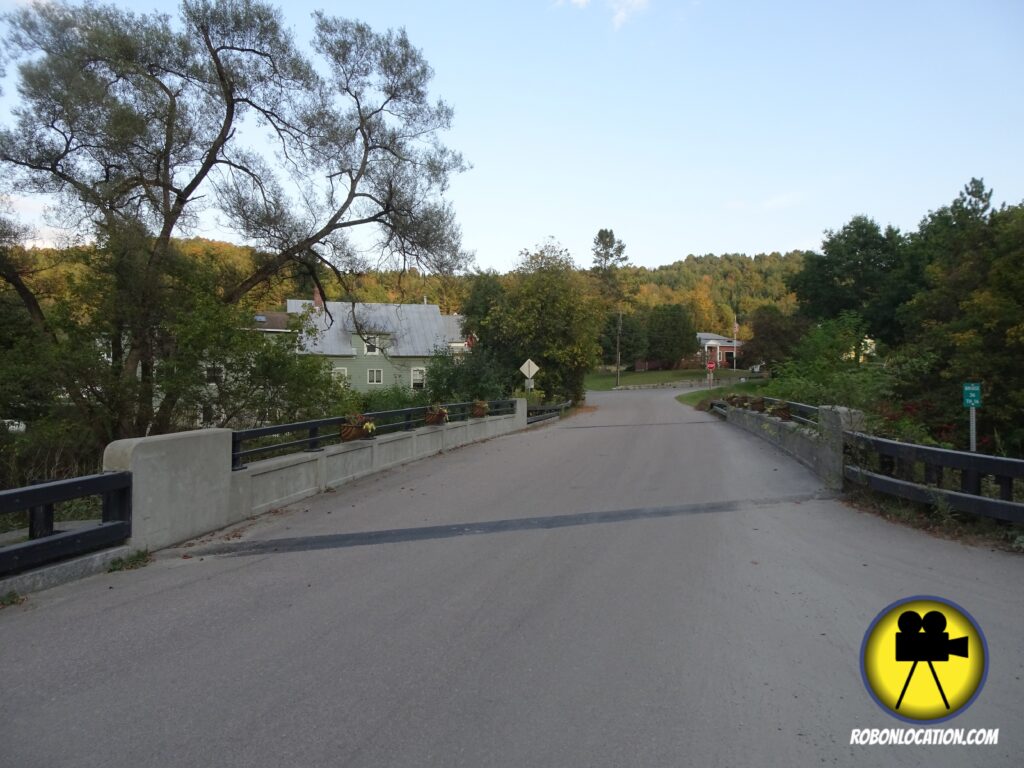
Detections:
[265, 300, 467, 392]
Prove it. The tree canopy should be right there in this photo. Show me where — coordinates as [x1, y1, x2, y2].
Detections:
[773, 179, 1024, 455]
[461, 243, 604, 402]
[0, 0, 467, 451]
[1, 0, 468, 290]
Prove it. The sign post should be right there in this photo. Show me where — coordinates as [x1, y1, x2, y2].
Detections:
[962, 383, 982, 452]
[706, 360, 716, 387]
[520, 359, 540, 393]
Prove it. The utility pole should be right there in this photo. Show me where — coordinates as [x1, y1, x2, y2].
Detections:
[732, 311, 739, 370]
[615, 308, 622, 387]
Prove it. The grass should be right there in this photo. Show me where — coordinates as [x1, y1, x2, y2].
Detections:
[586, 368, 753, 391]
[0, 590, 26, 609]
[674, 379, 770, 407]
[846, 488, 1024, 553]
[107, 550, 153, 572]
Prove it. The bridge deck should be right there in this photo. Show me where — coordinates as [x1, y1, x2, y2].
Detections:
[2, 390, 1021, 767]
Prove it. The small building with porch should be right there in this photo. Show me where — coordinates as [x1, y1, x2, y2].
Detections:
[697, 332, 744, 368]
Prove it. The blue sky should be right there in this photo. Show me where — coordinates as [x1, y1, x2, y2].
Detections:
[2, 0, 1022, 271]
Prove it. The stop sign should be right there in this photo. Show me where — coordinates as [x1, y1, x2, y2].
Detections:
[707, 361, 716, 371]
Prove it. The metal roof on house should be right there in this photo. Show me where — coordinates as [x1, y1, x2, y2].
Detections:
[697, 332, 742, 345]
[284, 301, 465, 357]
[441, 314, 465, 343]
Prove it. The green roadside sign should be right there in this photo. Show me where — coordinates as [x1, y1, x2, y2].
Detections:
[963, 383, 982, 408]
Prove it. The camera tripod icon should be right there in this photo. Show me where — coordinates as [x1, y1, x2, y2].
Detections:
[894, 609, 968, 711]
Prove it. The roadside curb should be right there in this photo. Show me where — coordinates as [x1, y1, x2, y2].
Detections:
[0, 545, 131, 597]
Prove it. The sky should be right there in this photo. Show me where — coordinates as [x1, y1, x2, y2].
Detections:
[1, 0, 1023, 272]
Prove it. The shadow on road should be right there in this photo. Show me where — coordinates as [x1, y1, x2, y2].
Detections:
[200, 493, 832, 557]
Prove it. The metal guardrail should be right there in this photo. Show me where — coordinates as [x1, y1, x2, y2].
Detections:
[0, 472, 132, 578]
[844, 431, 1024, 524]
[231, 400, 517, 469]
[526, 401, 572, 424]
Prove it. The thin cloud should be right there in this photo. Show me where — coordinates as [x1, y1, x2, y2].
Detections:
[610, 0, 649, 28]
[762, 193, 801, 211]
[558, 0, 649, 28]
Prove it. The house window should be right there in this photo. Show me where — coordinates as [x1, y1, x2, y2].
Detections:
[411, 368, 426, 390]
[365, 336, 380, 355]
[331, 367, 348, 382]
[368, 369, 383, 385]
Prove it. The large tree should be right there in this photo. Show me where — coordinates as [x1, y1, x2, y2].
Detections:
[590, 228, 628, 301]
[898, 180, 1024, 452]
[789, 216, 906, 344]
[645, 303, 697, 367]
[0, 0, 466, 442]
[741, 305, 809, 374]
[467, 243, 604, 402]
[589, 227, 635, 381]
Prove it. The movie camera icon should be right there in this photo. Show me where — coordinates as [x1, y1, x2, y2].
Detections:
[894, 609, 968, 711]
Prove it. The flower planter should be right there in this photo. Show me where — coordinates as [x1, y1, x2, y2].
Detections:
[471, 403, 489, 419]
[424, 412, 448, 426]
[340, 425, 364, 442]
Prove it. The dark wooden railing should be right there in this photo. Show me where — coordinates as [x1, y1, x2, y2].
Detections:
[526, 401, 572, 424]
[0, 473, 132, 578]
[763, 397, 819, 427]
[708, 396, 1024, 524]
[231, 400, 517, 469]
[844, 431, 1024, 524]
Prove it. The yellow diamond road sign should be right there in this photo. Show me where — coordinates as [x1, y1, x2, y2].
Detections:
[520, 359, 539, 378]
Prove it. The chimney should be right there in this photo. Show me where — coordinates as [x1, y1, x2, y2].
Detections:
[313, 286, 324, 309]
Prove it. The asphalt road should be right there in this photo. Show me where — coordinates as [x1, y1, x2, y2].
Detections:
[2, 390, 1022, 767]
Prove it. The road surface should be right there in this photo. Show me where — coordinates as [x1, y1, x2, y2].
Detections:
[2, 389, 1021, 767]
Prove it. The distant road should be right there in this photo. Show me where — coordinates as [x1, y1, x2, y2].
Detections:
[2, 390, 1021, 767]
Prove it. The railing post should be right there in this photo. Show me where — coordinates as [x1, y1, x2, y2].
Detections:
[880, 454, 895, 476]
[819, 407, 863, 491]
[961, 469, 982, 496]
[895, 458, 914, 482]
[101, 476, 132, 533]
[28, 502, 55, 539]
[231, 433, 245, 470]
[305, 425, 322, 452]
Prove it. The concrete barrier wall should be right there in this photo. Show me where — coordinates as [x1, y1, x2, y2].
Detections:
[104, 401, 527, 552]
[103, 429, 234, 553]
[724, 405, 863, 491]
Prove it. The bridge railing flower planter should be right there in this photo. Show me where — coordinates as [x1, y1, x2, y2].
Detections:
[340, 414, 376, 442]
[423, 405, 449, 426]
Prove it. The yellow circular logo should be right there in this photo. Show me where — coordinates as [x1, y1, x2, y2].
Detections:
[861, 596, 988, 723]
